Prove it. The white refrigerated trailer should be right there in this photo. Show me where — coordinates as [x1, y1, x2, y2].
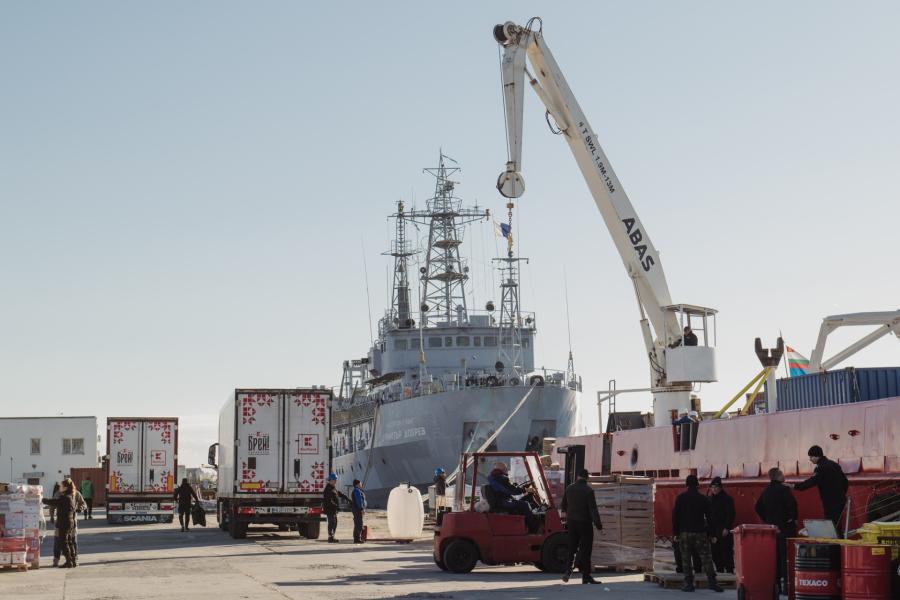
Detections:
[106, 417, 178, 524]
[210, 388, 331, 539]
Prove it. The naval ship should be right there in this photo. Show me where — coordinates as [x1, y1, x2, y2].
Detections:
[333, 154, 581, 505]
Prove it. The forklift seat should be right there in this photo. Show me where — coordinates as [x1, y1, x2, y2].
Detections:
[481, 484, 511, 514]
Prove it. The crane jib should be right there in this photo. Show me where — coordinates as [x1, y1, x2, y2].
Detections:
[622, 218, 656, 273]
[579, 122, 616, 195]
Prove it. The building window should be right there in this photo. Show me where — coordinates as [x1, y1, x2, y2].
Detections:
[483, 336, 498, 347]
[428, 337, 443, 348]
[394, 338, 408, 351]
[445, 337, 453, 347]
[409, 338, 421, 350]
[30, 438, 41, 455]
[473, 336, 481, 347]
[62, 438, 85, 455]
[456, 336, 470, 347]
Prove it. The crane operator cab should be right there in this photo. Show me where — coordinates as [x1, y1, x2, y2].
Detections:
[663, 304, 717, 384]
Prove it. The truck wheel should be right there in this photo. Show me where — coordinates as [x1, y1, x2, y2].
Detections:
[736, 585, 745, 600]
[228, 517, 247, 539]
[218, 502, 229, 531]
[539, 532, 571, 573]
[304, 520, 321, 540]
[434, 553, 448, 571]
[443, 539, 478, 573]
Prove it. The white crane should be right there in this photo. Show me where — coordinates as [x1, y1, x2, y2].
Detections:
[493, 18, 717, 425]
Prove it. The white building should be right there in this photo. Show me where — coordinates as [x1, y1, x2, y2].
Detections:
[0, 417, 101, 488]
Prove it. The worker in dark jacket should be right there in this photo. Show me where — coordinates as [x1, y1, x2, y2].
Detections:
[560, 468, 602, 585]
[708, 477, 735, 574]
[672, 475, 723, 592]
[755, 467, 797, 592]
[323, 473, 350, 543]
[487, 462, 538, 533]
[433, 467, 448, 515]
[43, 478, 77, 567]
[173, 478, 200, 532]
[793, 445, 848, 533]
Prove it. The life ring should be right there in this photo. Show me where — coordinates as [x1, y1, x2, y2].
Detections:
[529, 375, 545, 387]
[485, 375, 499, 387]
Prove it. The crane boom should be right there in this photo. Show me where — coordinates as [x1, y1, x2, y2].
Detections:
[493, 19, 717, 417]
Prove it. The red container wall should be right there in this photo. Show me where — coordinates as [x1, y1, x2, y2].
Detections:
[69, 467, 108, 506]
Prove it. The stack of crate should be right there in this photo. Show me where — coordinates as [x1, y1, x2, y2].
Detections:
[588, 475, 654, 571]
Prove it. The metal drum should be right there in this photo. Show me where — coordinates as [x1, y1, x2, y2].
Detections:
[794, 542, 841, 600]
[840, 544, 892, 600]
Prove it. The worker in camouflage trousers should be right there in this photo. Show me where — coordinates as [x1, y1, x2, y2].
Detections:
[43, 478, 78, 567]
[672, 475, 723, 593]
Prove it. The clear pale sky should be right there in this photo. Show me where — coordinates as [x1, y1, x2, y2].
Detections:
[2, 2, 899, 467]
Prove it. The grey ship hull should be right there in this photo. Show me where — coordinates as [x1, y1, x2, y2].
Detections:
[334, 384, 580, 507]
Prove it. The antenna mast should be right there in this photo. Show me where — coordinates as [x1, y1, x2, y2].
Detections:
[385, 200, 415, 330]
[494, 201, 528, 381]
[407, 152, 488, 327]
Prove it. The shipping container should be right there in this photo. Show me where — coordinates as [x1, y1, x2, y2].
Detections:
[69, 467, 107, 507]
[776, 367, 900, 412]
[106, 417, 178, 524]
[210, 388, 331, 540]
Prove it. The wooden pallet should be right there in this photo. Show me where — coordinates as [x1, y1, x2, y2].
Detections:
[0, 563, 29, 572]
[644, 571, 736, 589]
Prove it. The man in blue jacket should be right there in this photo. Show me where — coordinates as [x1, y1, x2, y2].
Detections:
[487, 462, 538, 533]
[351, 479, 367, 544]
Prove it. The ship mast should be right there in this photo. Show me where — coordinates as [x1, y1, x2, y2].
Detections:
[493, 201, 528, 382]
[407, 152, 488, 327]
[385, 200, 415, 329]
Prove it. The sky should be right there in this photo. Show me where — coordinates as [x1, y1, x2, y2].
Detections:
[2, 2, 899, 467]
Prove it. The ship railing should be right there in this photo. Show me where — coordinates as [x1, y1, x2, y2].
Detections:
[378, 309, 537, 334]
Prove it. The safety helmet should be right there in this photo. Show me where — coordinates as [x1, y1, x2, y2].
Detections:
[434, 467, 445, 475]
[327, 472, 338, 481]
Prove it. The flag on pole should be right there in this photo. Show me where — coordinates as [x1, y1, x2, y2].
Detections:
[493, 221, 511, 238]
[785, 346, 810, 377]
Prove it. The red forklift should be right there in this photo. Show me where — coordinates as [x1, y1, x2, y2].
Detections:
[433, 451, 570, 573]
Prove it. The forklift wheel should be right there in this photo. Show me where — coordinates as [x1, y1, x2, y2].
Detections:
[539, 532, 571, 573]
[434, 553, 448, 571]
[443, 539, 478, 573]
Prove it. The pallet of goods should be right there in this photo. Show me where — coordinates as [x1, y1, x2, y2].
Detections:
[587, 474, 654, 572]
[0, 482, 45, 571]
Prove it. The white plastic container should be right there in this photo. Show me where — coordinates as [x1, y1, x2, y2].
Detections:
[386, 483, 424, 539]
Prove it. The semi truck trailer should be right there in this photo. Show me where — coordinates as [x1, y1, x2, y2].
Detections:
[209, 388, 331, 539]
[106, 417, 178, 524]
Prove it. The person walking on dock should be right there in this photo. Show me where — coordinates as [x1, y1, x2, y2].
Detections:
[80, 477, 94, 519]
[173, 478, 200, 532]
[755, 467, 797, 594]
[351, 479, 367, 544]
[672, 475, 723, 593]
[707, 477, 735, 574]
[49, 481, 60, 524]
[323, 473, 350, 543]
[560, 468, 602, 585]
[793, 445, 848, 533]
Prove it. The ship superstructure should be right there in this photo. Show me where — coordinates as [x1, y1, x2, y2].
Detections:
[333, 153, 581, 504]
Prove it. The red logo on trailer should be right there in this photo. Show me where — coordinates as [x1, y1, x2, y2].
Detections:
[150, 450, 166, 466]
[296, 434, 319, 454]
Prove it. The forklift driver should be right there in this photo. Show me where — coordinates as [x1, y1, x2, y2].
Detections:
[487, 462, 539, 533]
